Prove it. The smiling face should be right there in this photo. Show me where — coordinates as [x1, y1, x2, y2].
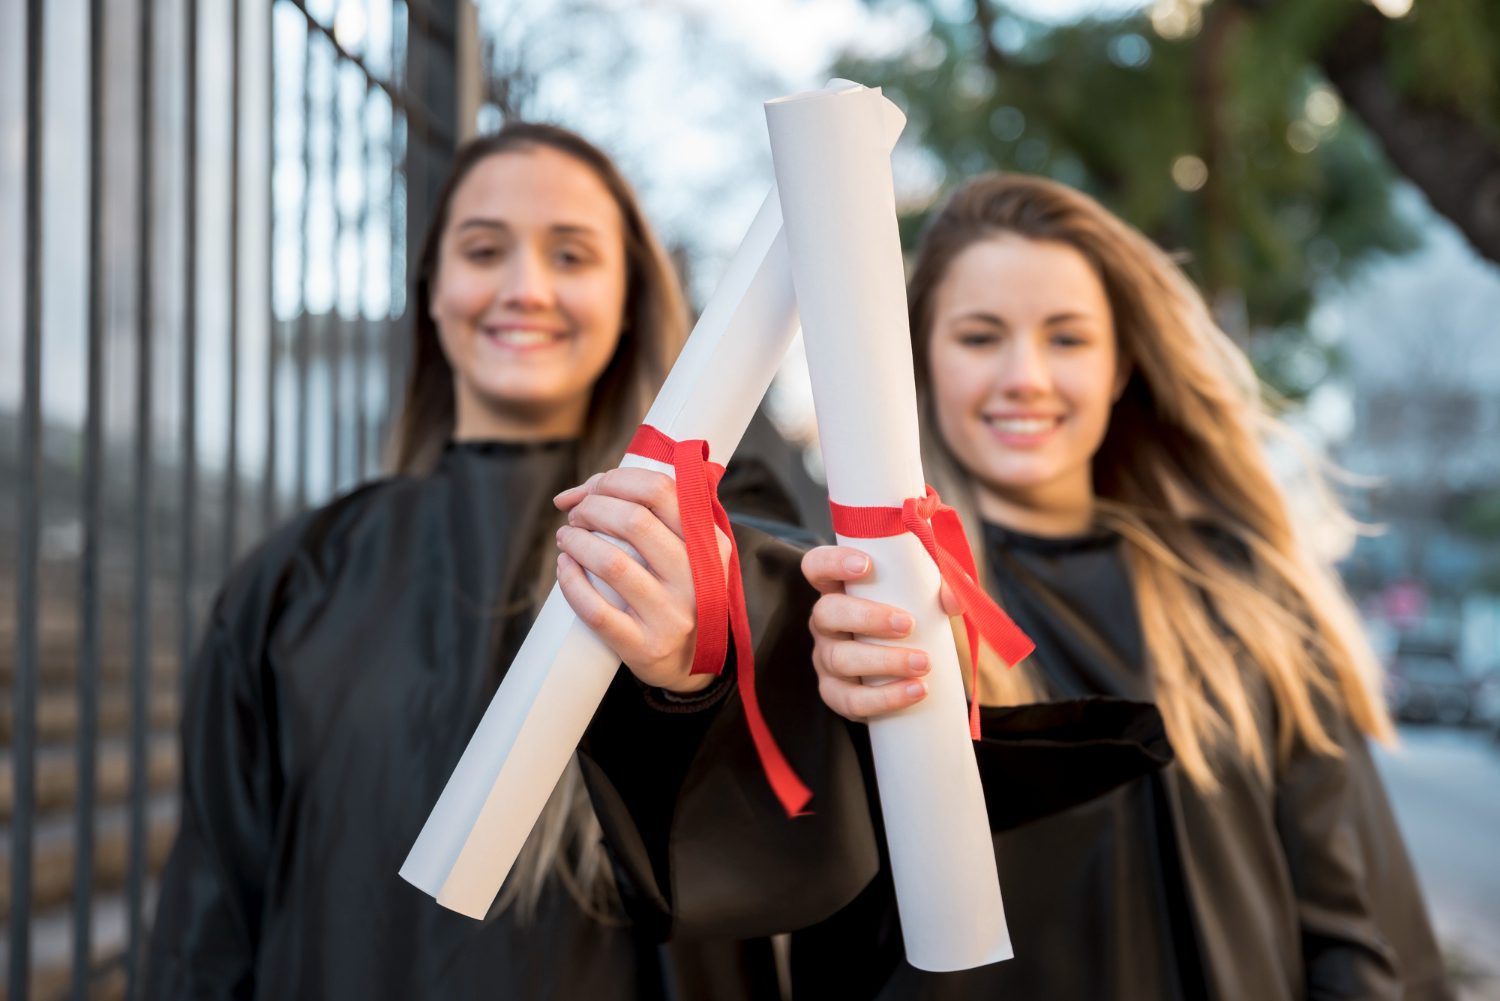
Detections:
[427, 145, 629, 441]
[926, 233, 1124, 534]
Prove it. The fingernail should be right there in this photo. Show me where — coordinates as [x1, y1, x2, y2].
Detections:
[907, 653, 929, 675]
[904, 681, 926, 699]
[889, 612, 913, 634]
[556, 526, 567, 542]
[843, 554, 868, 575]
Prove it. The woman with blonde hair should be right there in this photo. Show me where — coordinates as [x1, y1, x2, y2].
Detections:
[145, 122, 825, 1000]
[797, 173, 1450, 999]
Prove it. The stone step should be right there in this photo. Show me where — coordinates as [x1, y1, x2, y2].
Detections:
[0, 798, 178, 916]
[1, 896, 135, 1001]
[0, 737, 178, 823]
[0, 689, 179, 747]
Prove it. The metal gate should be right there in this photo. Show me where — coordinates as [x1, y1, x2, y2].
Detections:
[3, 2, 463, 997]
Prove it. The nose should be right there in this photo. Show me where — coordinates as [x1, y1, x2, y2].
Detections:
[996, 332, 1052, 399]
[500, 246, 556, 311]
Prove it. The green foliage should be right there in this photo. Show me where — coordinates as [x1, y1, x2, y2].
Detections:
[1453, 489, 1500, 540]
[833, 0, 1440, 388]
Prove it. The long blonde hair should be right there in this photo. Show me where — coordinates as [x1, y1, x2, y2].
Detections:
[908, 173, 1392, 791]
[389, 125, 689, 916]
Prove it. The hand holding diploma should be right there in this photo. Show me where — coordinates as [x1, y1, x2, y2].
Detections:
[554, 467, 730, 696]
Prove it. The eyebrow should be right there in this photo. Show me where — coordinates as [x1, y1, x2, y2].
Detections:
[950, 309, 1100, 326]
[454, 218, 604, 238]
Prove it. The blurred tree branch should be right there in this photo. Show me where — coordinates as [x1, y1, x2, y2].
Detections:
[1308, 1, 1500, 264]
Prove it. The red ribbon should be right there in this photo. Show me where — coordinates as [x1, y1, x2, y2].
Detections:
[828, 485, 1035, 740]
[626, 425, 812, 817]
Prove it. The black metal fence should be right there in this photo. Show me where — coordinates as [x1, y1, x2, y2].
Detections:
[2, 2, 461, 998]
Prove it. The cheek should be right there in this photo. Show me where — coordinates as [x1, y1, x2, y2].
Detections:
[927, 348, 987, 446]
[431, 268, 496, 326]
[1061, 361, 1120, 445]
[565, 274, 627, 357]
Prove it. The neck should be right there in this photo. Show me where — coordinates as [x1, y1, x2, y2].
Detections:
[976, 480, 1096, 537]
[452, 391, 589, 444]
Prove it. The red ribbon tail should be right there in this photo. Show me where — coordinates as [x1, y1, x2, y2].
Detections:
[674, 441, 729, 676]
[713, 496, 811, 817]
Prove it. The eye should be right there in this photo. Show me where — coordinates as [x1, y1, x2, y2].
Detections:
[1051, 331, 1089, 348]
[955, 330, 999, 348]
[553, 245, 596, 268]
[462, 243, 501, 264]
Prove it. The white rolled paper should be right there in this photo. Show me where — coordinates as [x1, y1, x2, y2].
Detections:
[766, 84, 1012, 971]
[400, 187, 801, 918]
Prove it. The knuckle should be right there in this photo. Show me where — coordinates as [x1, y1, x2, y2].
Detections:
[817, 676, 855, 718]
[648, 477, 675, 509]
[627, 504, 655, 535]
[602, 546, 632, 579]
[578, 602, 608, 630]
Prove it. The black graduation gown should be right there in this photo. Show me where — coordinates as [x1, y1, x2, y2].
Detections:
[787, 524, 1452, 1001]
[145, 440, 831, 1001]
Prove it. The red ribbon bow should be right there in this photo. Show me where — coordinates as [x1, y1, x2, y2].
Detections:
[626, 425, 812, 817]
[828, 485, 1035, 739]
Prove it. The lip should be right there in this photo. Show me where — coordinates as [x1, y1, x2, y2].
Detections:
[478, 324, 572, 353]
[981, 413, 1064, 447]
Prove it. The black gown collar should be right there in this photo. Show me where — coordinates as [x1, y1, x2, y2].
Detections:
[442, 437, 579, 459]
[981, 519, 1117, 557]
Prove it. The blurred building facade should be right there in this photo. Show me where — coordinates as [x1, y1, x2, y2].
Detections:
[1328, 203, 1500, 670]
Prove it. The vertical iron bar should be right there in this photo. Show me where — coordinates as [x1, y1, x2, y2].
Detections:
[262, 1, 278, 533]
[178, 0, 200, 708]
[124, 0, 156, 992]
[386, 3, 404, 448]
[295, 20, 312, 511]
[71, 0, 107, 994]
[357, 74, 372, 478]
[329, 52, 343, 493]
[224, 0, 242, 572]
[10, 0, 46, 995]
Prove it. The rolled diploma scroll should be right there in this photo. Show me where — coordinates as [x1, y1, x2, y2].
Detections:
[766, 84, 1012, 971]
[399, 188, 800, 918]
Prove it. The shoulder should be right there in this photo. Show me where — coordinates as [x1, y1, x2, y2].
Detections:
[210, 475, 420, 635]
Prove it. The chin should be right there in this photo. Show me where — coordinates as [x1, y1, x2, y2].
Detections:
[974, 460, 1062, 494]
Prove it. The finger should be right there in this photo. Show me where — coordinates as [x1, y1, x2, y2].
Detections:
[554, 473, 605, 512]
[556, 525, 681, 629]
[810, 593, 915, 641]
[819, 675, 928, 721]
[556, 551, 644, 651]
[801, 546, 872, 595]
[585, 468, 683, 537]
[565, 493, 688, 587]
[939, 581, 964, 617]
[822, 639, 930, 682]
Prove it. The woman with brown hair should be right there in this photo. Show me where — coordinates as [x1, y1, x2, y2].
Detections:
[144, 122, 814, 1000]
[796, 173, 1451, 999]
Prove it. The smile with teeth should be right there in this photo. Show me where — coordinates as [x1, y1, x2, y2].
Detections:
[482, 326, 569, 348]
[985, 415, 1062, 434]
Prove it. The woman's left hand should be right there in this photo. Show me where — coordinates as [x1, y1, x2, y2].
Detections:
[553, 468, 728, 695]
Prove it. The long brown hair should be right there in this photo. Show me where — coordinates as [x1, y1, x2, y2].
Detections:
[387, 124, 689, 917]
[908, 173, 1393, 791]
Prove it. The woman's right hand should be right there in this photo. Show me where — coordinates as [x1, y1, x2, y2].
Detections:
[802, 545, 961, 722]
